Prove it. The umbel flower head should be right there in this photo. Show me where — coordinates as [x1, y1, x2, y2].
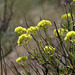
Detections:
[16, 56, 28, 64]
[44, 45, 55, 54]
[73, 0, 75, 2]
[37, 20, 52, 29]
[61, 13, 71, 21]
[14, 19, 52, 46]
[14, 26, 27, 35]
[64, 31, 75, 41]
[27, 26, 39, 35]
[54, 28, 65, 37]
[17, 34, 32, 46]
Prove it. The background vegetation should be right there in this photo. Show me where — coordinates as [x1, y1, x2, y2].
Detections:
[0, 0, 75, 75]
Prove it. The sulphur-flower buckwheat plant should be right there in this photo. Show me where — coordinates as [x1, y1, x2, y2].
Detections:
[27, 26, 39, 35]
[16, 56, 28, 64]
[44, 45, 55, 54]
[37, 20, 52, 29]
[14, 0, 75, 74]
[54, 28, 65, 37]
[17, 34, 32, 46]
[61, 13, 71, 21]
[14, 26, 27, 35]
[64, 31, 75, 41]
[73, 0, 75, 2]
[16, 56, 28, 74]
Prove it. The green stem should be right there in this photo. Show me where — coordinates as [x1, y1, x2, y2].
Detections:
[28, 44, 33, 50]
[23, 64, 28, 75]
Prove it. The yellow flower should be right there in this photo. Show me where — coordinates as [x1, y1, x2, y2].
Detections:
[16, 56, 28, 64]
[44, 45, 55, 53]
[64, 31, 75, 41]
[73, 0, 75, 2]
[27, 26, 39, 35]
[37, 20, 52, 29]
[20, 56, 28, 62]
[54, 28, 65, 37]
[14, 26, 26, 35]
[17, 34, 32, 46]
[61, 13, 71, 21]
[16, 57, 21, 63]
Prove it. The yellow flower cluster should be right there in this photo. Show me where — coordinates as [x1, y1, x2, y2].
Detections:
[27, 26, 39, 34]
[37, 20, 52, 29]
[44, 45, 55, 53]
[14, 20, 52, 46]
[64, 31, 75, 41]
[16, 56, 28, 64]
[17, 34, 32, 46]
[61, 13, 71, 21]
[14, 26, 26, 35]
[54, 28, 65, 37]
[73, 0, 75, 2]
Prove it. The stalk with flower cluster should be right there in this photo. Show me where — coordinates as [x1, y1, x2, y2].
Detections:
[14, 0, 75, 75]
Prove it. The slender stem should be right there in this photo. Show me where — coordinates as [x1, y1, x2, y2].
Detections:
[64, 3, 70, 31]
[1, 49, 7, 75]
[28, 44, 33, 50]
[54, 22, 67, 55]
[5, 62, 16, 75]
[28, 63, 39, 75]
[23, 64, 28, 75]
[31, 34, 46, 61]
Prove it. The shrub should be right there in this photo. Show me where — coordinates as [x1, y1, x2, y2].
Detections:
[14, 0, 75, 75]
